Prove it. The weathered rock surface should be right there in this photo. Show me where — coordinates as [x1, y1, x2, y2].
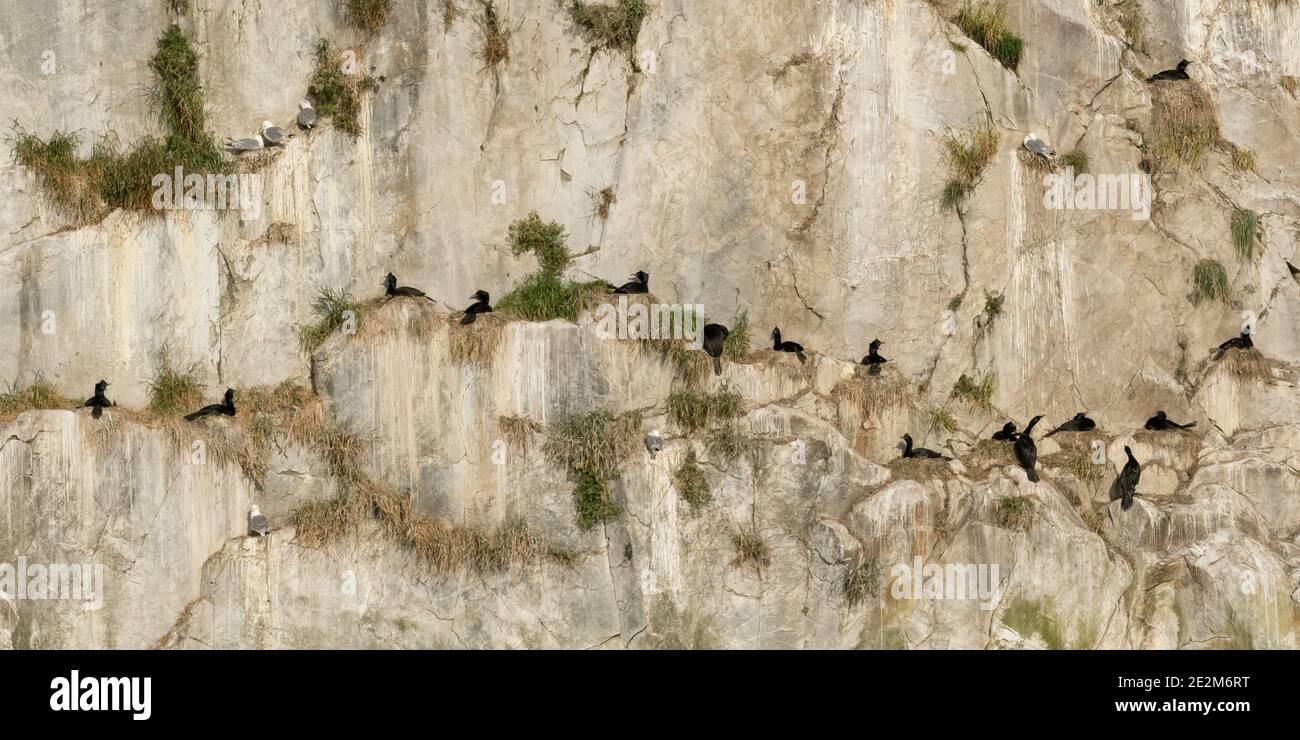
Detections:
[1, 1, 1298, 648]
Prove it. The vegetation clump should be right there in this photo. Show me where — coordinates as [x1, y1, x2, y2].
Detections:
[1190, 259, 1230, 306]
[941, 125, 999, 209]
[729, 526, 770, 569]
[345, 0, 392, 36]
[667, 387, 744, 433]
[299, 287, 363, 352]
[567, 0, 648, 57]
[953, 2, 1024, 71]
[543, 409, 642, 529]
[308, 39, 380, 137]
[995, 494, 1035, 531]
[673, 449, 711, 512]
[1231, 208, 1261, 262]
[497, 212, 605, 322]
[840, 558, 881, 608]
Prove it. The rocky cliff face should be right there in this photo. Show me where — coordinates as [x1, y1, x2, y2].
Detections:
[1, 0, 1298, 649]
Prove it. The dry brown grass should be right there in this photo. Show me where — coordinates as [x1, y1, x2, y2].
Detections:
[0, 377, 77, 425]
[994, 494, 1035, 531]
[887, 454, 955, 481]
[1147, 82, 1219, 173]
[832, 367, 913, 420]
[963, 438, 1016, 475]
[497, 414, 540, 453]
[261, 221, 296, 244]
[1133, 428, 1203, 464]
[1283, 76, 1300, 96]
[729, 525, 770, 569]
[355, 297, 440, 343]
[448, 313, 504, 367]
[1219, 347, 1272, 382]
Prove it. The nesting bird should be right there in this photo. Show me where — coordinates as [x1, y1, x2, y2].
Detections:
[248, 505, 270, 538]
[1147, 59, 1192, 83]
[861, 338, 887, 367]
[1145, 411, 1196, 431]
[297, 99, 318, 130]
[260, 120, 291, 146]
[384, 272, 435, 301]
[1044, 412, 1096, 437]
[644, 430, 663, 459]
[611, 271, 649, 295]
[771, 327, 807, 364]
[1212, 329, 1253, 360]
[460, 290, 493, 325]
[1022, 133, 1056, 160]
[224, 133, 264, 153]
[184, 388, 236, 421]
[991, 421, 1018, 441]
[901, 433, 949, 460]
[84, 380, 113, 419]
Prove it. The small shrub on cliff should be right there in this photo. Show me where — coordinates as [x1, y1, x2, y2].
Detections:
[475, 1, 510, 71]
[953, 2, 1023, 71]
[840, 558, 881, 608]
[0, 378, 75, 422]
[1190, 259, 1230, 306]
[673, 449, 710, 512]
[1147, 82, 1219, 173]
[345, 0, 391, 36]
[544, 409, 642, 529]
[299, 287, 363, 352]
[729, 526, 770, 569]
[995, 494, 1035, 531]
[1230, 208, 1261, 262]
[308, 39, 380, 137]
[668, 387, 743, 433]
[146, 349, 204, 417]
[1058, 149, 1088, 173]
[940, 125, 999, 209]
[567, 0, 648, 56]
[497, 212, 605, 321]
[952, 370, 996, 410]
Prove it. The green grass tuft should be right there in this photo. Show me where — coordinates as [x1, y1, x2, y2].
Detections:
[673, 449, 711, 513]
[0, 377, 76, 423]
[995, 494, 1035, 531]
[953, 2, 1024, 70]
[543, 409, 642, 529]
[952, 370, 996, 410]
[308, 39, 380, 137]
[497, 212, 606, 322]
[1230, 208, 1261, 261]
[299, 287, 363, 352]
[668, 387, 744, 434]
[723, 309, 751, 361]
[940, 126, 999, 209]
[148, 24, 210, 143]
[928, 407, 958, 435]
[1058, 149, 1088, 173]
[567, 0, 648, 56]
[1191, 259, 1230, 306]
[147, 349, 204, 417]
[840, 558, 881, 608]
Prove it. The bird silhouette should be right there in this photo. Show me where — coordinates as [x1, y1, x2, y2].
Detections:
[901, 433, 950, 460]
[460, 290, 493, 325]
[704, 324, 729, 376]
[1147, 59, 1192, 83]
[771, 327, 807, 364]
[384, 272, 436, 302]
[612, 271, 649, 294]
[1117, 446, 1142, 510]
[991, 421, 1018, 441]
[184, 388, 236, 421]
[1045, 412, 1096, 437]
[1014, 415, 1044, 482]
[1144, 410, 1196, 431]
[1212, 330, 1253, 360]
[84, 380, 113, 419]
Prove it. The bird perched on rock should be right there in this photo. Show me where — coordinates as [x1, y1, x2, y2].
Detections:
[84, 380, 113, 419]
[704, 323, 729, 376]
[224, 133, 264, 153]
[384, 272, 435, 302]
[1116, 446, 1141, 510]
[1212, 329, 1253, 360]
[1045, 412, 1096, 437]
[901, 433, 949, 460]
[1023, 133, 1056, 160]
[611, 271, 649, 294]
[248, 505, 269, 537]
[1145, 410, 1196, 431]
[184, 388, 236, 421]
[644, 430, 662, 459]
[460, 290, 493, 325]
[857, 338, 889, 371]
[991, 421, 1018, 441]
[1147, 59, 1192, 83]
[297, 99, 317, 130]
[260, 120, 291, 146]
[771, 327, 807, 364]
[1014, 415, 1044, 482]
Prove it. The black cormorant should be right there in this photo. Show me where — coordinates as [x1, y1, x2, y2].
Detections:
[460, 290, 493, 325]
[1144, 410, 1196, 431]
[184, 388, 236, 421]
[901, 433, 950, 460]
[1045, 412, 1096, 437]
[704, 324, 729, 376]
[612, 271, 649, 294]
[1014, 415, 1044, 482]
[84, 380, 113, 419]
[771, 327, 807, 364]
[1212, 330, 1253, 360]
[1147, 59, 1192, 82]
[1117, 446, 1141, 510]
[384, 272, 435, 301]
[991, 421, 1018, 441]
